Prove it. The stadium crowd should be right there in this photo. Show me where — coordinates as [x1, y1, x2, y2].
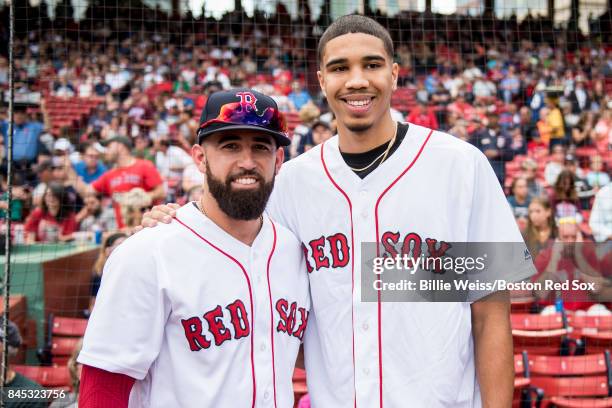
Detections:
[0, 7, 609, 242]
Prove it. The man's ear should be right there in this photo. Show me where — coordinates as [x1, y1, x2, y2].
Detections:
[191, 144, 207, 173]
[391, 62, 399, 91]
[275, 147, 285, 174]
[317, 70, 326, 98]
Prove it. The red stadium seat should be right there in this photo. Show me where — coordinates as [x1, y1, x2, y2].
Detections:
[12, 365, 71, 388]
[528, 352, 612, 406]
[514, 351, 545, 407]
[511, 298, 536, 313]
[293, 368, 308, 406]
[293, 368, 306, 382]
[511, 313, 565, 331]
[533, 376, 610, 398]
[52, 316, 88, 337]
[38, 314, 85, 366]
[513, 329, 568, 356]
[583, 332, 612, 355]
[569, 315, 612, 333]
[550, 397, 612, 407]
[529, 354, 608, 376]
[51, 337, 80, 357]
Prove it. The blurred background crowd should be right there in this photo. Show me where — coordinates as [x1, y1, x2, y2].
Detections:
[0, 2, 609, 249]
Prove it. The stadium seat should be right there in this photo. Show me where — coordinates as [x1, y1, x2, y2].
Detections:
[293, 368, 308, 407]
[514, 351, 544, 408]
[529, 352, 612, 407]
[51, 316, 88, 337]
[511, 297, 536, 313]
[12, 364, 71, 388]
[293, 368, 306, 382]
[512, 313, 566, 331]
[569, 315, 612, 334]
[38, 314, 85, 366]
[582, 332, 612, 355]
[513, 329, 569, 356]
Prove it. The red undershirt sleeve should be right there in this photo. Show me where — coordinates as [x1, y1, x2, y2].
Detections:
[79, 364, 136, 408]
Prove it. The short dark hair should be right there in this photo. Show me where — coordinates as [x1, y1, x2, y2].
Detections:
[318, 15, 394, 65]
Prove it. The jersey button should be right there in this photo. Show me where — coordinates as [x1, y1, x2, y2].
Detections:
[260, 343, 266, 352]
[264, 391, 271, 400]
[362, 322, 369, 331]
[363, 367, 370, 375]
[361, 211, 368, 219]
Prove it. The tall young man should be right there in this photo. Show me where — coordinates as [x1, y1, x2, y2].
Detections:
[144, 15, 534, 407]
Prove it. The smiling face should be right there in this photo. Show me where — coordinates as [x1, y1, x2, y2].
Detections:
[528, 201, 551, 228]
[317, 33, 398, 135]
[193, 130, 284, 220]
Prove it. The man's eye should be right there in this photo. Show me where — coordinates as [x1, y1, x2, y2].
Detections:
[332, 66, 347, 72]
[254, 144, 271, 151]
[222, 143, 238, 150]
[366, 63, 381, 69]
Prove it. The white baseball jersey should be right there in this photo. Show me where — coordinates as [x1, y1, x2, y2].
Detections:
[267, 123, 535, 408]
[78, 203, 310, 408]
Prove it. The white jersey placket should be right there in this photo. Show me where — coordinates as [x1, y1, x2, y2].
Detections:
[248, 218, 278, 408]
[320, 126, 434, 408]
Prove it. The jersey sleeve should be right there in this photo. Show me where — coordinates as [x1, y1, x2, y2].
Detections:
[467, 150, 536, 299]
[78, 365, 135, 408]
[78, 233, 170, 380]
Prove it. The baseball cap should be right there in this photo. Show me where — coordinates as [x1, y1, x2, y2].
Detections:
[311, 120, 331, 131]
[0, 318, 22, 348]
[197, 88, 290, 147]
[100, 136, 133, 149]
[53, 138, 73, 152]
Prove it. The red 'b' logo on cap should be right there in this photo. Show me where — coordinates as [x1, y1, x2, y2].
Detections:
[236, 91, 258, 113]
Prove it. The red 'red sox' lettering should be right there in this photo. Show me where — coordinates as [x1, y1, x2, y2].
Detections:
[276, 298, 309, 340]
[181, 299, 250, 351]
[304, 232, 450, 274]
[381, 231, 451, 273]
[305, 233, 350, 272]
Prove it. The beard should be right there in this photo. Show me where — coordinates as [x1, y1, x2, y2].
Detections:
[346, 122, 373, 133]
[205, 161, 275, 220]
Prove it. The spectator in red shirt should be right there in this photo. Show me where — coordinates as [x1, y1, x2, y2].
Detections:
[69, 136, 165, 229]
[532, 217, 606, 311]
[24, 182, 78, 243]
[406, 100, 439, 129]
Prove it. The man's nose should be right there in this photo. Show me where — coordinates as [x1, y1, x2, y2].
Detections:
[345, 67, 369, 90]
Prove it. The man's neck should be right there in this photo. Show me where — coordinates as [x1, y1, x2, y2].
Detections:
[337, 113, 397, 154]
[199, 196, 262, 246]
[116, 154, 135, 168]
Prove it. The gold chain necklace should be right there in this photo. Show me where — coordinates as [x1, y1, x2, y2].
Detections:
[347, 123, 398, 173]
